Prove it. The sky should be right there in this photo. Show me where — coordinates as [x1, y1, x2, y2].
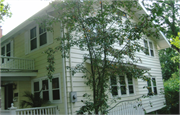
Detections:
[1, 0, 52, 36]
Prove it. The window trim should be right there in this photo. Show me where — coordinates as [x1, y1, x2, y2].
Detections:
[143, 39, 155, 57]
[31, 73, 62, 103]
[110, 74, 136, 98]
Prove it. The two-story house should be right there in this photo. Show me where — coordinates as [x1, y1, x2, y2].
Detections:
[0, 1, 171, 115]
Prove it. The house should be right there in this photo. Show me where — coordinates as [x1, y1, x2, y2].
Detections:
[0, 1, 171, 115]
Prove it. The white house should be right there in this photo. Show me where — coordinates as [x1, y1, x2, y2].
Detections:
[0, 1, 170, 115]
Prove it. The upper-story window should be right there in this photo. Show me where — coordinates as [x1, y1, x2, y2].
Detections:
[110, 74, 135, 97]
[25, 25, 53, 54]
[1, 41, 13, 63]
[30, 26, 47, 51]
[144, 39, 154, 56]
[147, 78, 157, 95]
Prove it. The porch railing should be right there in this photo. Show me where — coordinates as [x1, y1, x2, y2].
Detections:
[0, 56, 35, 70]
[16, 106, 58, 115]
[0, 103, 59, 115]
[106, 97, 145, 115]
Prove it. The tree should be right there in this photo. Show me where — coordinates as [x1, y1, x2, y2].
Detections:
[142, 0, 180, 80]
[0, 0, 12, 23]
[142, 0, 180, 52]
[36, 0, 161, 114]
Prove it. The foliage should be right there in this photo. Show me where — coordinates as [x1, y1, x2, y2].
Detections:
[142, 0, 180, 52]
[36, 0, 161, 114]
[158, 70, 180, 114]
[20, 91, 48, 108]
[0, 0, 12, 23]
[158, 48, 179, 80]
[171, 32, 180, 49]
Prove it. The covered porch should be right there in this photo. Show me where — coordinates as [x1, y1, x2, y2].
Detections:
[0, 56, 38, 110]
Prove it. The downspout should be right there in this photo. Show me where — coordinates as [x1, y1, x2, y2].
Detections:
[61, 21, 68, 115]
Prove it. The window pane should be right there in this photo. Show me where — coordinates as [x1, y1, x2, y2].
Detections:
[149, 42, 153, 49]
[153, 87, 157, 95]
[129, 86, 134, 94]
[148, 87, 152, 95]
[1, 46, 5, 55]
[34, 92, 40, 99]
[31, 38, 37, 50]
[121, 86, 126, 95]
[7, 52, 10, 57]
[34, 82, 39, 92]
[53, 90, 60, 100]
[43, 91, 49, 100]
[110, 76, 117, 85]
[128, 77, 133, 84]
[119, 76, 125, 85]
[112, 86, 118, 96]
[52, 78, 59, 89]
[42, 80, 48, 90]
[30, 27, 36, 39]
[39, 27, 45, 34]
[147, 80, 151, 87]
[40, 33, 47, 46]
[150, 50, 154, 56]
[152, 78, 156, 86]
[144, 40, 148, 48]
[6, 43, 10, 52]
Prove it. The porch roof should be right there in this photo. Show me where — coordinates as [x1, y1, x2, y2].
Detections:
[1, 68, 38, 81]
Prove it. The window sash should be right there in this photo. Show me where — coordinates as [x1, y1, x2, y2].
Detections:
[147, 78, 157, 95]
[110, 75, 134, 97]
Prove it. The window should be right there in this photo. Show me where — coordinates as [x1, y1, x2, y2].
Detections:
[147, 78, 157, 95]
[30, 26, 47, 51]
[110, 74, 135, 97]
[32, 74, 61, 103]
[144, 40, 154, 56]
[25, 24, 53, 54]
[1, 41, 13, 63]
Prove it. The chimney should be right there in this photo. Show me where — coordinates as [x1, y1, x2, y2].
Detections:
[0, 26, 2, 38]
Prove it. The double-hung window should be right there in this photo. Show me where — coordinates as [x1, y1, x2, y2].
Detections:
[32, 74, 61, 103]
[144, 39, 154, 56]
[110, 74, 135, 97]
[30, 26, 47, 51]
[1, 41, 13, 63]
[25, 25, 53, 54]
[147, 78, 157, 95]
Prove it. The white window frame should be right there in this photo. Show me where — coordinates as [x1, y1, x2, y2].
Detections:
[110, 75, 135, 98]
[143, 39, 155, 57]
[147, 77, 158, 96]
[25, 24, 53, 55]
[1, 40, 13, 64]
[31, 73, 62, 103]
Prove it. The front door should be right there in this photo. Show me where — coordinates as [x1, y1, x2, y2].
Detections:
[5, 84, 13, 109]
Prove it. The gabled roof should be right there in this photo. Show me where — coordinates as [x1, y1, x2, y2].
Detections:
[1, 1, 171, 50]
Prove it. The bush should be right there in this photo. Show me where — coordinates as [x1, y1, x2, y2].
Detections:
[158, 70, 180, 114]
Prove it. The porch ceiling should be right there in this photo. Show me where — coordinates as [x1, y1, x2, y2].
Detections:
[0, 68, 38, 81]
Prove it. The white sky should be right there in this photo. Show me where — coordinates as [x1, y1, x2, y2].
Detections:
[1, 0, 51, 36]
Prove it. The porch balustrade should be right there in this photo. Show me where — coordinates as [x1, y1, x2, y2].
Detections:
[0, 103, 59, 115]
[0, 56, 35, 70]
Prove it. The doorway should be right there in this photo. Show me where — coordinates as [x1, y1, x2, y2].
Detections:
[4, 84, 13, 109]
